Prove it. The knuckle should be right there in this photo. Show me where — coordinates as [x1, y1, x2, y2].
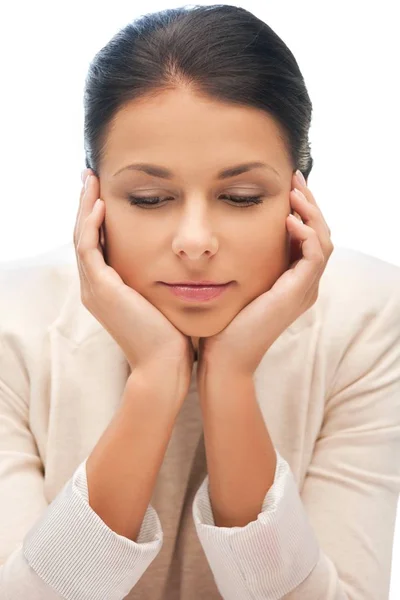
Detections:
[308, 203, 319, 216]
[76, 240, 87, 258]
[306, 289, 318, 310]
[80, 290, 90, 307]
[315, 251, 325, 266]
[76, 245, 84, 260]
[325, 239, 334, 254]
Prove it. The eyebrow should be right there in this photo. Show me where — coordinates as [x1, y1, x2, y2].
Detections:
[113, 161, 280, 179]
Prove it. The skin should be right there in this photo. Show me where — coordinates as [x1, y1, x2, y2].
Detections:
[96, 86, 298, 358]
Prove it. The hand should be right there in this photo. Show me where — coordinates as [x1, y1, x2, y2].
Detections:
[197, 171, 334, 381]
[74, 170, 196, 401]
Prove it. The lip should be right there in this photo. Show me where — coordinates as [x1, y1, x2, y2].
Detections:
[161, 282, 232, 302]
[163, 280, 230, 286]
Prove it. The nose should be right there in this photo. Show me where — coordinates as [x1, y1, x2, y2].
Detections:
[172, 229, 218, 260]
[171, 206, 218, 260]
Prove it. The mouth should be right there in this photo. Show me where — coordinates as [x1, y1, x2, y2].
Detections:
[160, 282, 233, 302]
[162, 281, 232, 286]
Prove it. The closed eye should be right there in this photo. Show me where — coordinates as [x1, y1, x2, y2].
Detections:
[127, 194, 265, 208]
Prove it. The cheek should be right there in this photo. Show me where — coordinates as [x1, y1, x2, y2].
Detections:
[238, 224, 289, 295]
[104, 221, 150, 287]
[105, 207, 147, 250]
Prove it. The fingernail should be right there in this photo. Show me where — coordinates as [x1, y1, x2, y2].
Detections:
[85, 175, 92, 190]
[82, 170, 92, 185]
[293, 187, 306, 200]
[295, 169, 306, 186]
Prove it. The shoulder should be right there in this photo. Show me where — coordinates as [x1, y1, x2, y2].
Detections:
[317, 246, 400, 330]
[321, 245, 400, 299]
[310, 247, 400, 397]
[0, 242, 77, 340]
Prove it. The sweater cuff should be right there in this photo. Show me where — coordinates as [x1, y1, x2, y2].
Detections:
[192, 450, 320, 599]
[23, 458, 163, 600]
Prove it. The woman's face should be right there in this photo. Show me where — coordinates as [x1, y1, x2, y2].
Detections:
[98, 87, 295, 353]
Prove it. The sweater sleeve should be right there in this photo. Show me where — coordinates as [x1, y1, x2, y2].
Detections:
[0, 338, 163, 600]
[192, 284, 400, 600]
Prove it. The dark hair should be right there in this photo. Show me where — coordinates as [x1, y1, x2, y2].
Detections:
[83, 3, 313, 181]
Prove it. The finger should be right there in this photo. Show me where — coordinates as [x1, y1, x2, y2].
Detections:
[73, 170, 94, 244]
[289, 229, 303, 264]
[286, 216, 328, 309]
[100, 223, 105, 248]
[292, 173, 332, 237]
[75, 174, 99, 247]
[286, 216, 326, 292]
[73, 185, 86, 248]
[293, 172, 318, 207]
[74, 174, 103, 290]
[74, 182, 92, 288]
[77, 196, 108, 293]
[74, 173, 97, 285]
[290, 189, 333, 255]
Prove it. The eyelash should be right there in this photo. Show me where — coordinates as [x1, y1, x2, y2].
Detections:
[127, 194, 264, 209]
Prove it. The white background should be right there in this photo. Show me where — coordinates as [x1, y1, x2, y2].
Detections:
[0, 1, 399, 596]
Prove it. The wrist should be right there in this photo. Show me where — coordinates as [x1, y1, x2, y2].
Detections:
[126, 361, 190, 414]
[197, 357, 253, 397]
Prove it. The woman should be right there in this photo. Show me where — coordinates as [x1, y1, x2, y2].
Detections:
[1, 4, 399, 599]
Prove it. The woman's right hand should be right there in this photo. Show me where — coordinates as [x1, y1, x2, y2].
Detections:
[73, 169, 195, 401]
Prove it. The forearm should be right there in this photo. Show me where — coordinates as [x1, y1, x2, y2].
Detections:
[199, 369, 277, 528]
[86, 368, 184, 542]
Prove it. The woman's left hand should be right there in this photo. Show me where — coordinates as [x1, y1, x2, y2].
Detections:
[197, 171, 334, 382]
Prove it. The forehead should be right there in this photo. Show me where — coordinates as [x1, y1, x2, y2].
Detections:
[103, 88, 289, 175]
